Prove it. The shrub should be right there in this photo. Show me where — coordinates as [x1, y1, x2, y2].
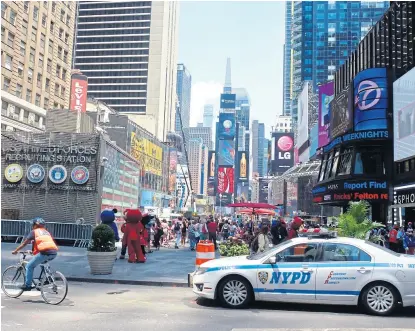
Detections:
[88, 224, 117, 252]
[219, 240, 250, 257]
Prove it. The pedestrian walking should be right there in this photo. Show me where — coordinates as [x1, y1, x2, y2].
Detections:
[154, 219, 162, 250]
[174, 218, 182, 249]
[200, 219, 209, 240]
[207, 219, 218, 249]
[257, 226, 270, 253]
[389, 224, 399, 252]
[403, 229, 415, 255]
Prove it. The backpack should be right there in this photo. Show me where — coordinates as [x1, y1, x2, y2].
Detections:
[222, 224, 229, 233]
[174, 223, 181, 232]
[251, 234, 260, 252]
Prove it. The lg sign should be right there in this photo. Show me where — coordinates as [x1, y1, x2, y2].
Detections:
[277, 135, 293, 160]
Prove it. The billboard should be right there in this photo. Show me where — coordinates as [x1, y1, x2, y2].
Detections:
[297, 82, 309, 149]
[218, 140, 235, 166]
[286, 180, 298, 216]
[236, 182, 249, 202]
[168, 149, 177, 194]
[309, 124, 319, 159]
[220, 93, 236, 109]
[140, 190, 154, 206]
[271, 132, 294, 172]
[318, 81, 334, 147]
[70, 74, 88, 113]
[207, 151, 216, 180]
[217, 167, 234, 194]
[200, 145, 206, 195]
[236, 151, 249, 181]
[218, 113, 236, 139]
[216, 192, 233, 206]
[354, 67, 389, 132]
[329, 86, 352, 140]
[207, 180, 215, 196]
[393, 68, 415, 161]
[130, 132, 163, 176]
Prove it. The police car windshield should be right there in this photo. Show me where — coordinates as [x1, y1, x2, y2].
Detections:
[364, 240, 400, 257]
[247, 240, 293, 260]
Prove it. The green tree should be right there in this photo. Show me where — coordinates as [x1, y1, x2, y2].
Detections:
[88, 224, 117, 252]
[337, 201, 383, 240]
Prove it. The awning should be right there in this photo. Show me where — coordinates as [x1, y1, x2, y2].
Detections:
[391, 203, 415, 208]
[269, 161, 321, 183]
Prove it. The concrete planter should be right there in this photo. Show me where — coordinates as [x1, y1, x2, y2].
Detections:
[87, 250, 117, 275]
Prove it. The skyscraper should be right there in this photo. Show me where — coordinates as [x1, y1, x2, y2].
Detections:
[282, 1, 292, 117]
[183, 127, 212, 150]
[233, 88, 250, 153]
[251, 120, 266, 177]
[74, 1, 179, 141]
[176, 64, 192, 132]
[1, 1, 76, 132]
[187, 138, 208, 196]
[288, 1, 389, 122]
[203, 104, 214, 129]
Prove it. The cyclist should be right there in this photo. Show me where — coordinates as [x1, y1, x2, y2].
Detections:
[12, 217, 58, 291]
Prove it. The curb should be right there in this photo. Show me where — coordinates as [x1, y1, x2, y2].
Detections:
[66, 277, 189, 288]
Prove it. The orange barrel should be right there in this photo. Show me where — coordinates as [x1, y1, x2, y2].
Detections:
[195, 240, 215, 268]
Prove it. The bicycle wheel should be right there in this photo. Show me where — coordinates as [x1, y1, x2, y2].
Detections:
[1, 266, 25, 298]
[40, 271, 68, 305]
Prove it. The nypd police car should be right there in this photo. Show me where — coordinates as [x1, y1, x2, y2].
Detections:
[192, 233, 415, 315]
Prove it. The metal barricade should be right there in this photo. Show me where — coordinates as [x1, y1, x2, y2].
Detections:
[1, 220, 31, 243]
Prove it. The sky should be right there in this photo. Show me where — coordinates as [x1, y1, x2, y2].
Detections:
[178, 1, 286, 138]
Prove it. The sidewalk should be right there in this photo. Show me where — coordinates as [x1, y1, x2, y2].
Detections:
[1, 242, 201, 287]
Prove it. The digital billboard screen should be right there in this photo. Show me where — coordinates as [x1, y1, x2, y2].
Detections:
[236, 151, 249, 181]
[207, 151, 216, 180]
[353, 67, 388, 132]
[220, 94, 236, 109]
[70, 74, 88, 113]
[329, 86, 352, 140]
[297, 82, 309, 149]
[217, 167, 234, 194]
[309, 124, 319, 159]
[271, 132, 294, 172]
[218, 140, 235, 166]
[218, 113, 236, 139]
[318, 81, 334, 147]
[393, 67, 415, 162]
[236, 182, 249, 202]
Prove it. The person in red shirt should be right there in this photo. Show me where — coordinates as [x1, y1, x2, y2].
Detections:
[207, 219, 218, 249]
[389, 224, 399, 252]
[288, 216, 303, 239]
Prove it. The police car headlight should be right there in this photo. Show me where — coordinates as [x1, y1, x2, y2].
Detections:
[195, 267, 208, 275]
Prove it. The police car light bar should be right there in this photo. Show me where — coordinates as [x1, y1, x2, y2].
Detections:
[298, 229, 338, 239]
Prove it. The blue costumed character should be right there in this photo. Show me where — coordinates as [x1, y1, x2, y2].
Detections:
[101, 209, 120, 241]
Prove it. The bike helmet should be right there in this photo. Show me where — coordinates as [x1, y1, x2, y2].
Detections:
[32, 217, 46, 227]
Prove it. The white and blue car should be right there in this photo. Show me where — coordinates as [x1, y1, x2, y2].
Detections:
[192, 234, 415, 315]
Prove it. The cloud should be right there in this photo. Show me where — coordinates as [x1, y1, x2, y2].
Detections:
[189, 81, 223, 126]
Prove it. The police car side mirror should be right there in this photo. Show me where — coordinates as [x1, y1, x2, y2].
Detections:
[268, 256, 277, 264]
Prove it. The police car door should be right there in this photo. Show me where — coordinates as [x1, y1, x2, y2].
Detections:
[257, 243, 318, 302]
[316, 243, 373, 302]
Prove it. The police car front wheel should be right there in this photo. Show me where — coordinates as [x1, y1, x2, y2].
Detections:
[361, 283, 399, 316]
[218, 276, 252, 308]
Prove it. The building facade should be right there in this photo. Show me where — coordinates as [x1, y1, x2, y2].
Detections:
[289, 1, 389, 122]
[282, 1, 292, 117]
[183, 126, 212, 150]
[233, 87, 250, 153]
[74, 1, 179, 141]
[1, 1, 76, 133]
[251, 120, 266, 177]
[274, 115, 292, 133]
[187, 138, 206, 197]
[175, 63, 192, 132]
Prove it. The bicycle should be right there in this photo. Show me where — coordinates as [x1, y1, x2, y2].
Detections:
[1, 252, 68, 305]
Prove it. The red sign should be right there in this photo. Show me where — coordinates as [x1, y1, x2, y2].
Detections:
[70, 74, 88, 113]
[217, 167, 234, 194]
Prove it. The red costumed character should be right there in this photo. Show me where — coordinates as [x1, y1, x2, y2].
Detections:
[288, 216, 303, 239]
[122, 209, 146, 263]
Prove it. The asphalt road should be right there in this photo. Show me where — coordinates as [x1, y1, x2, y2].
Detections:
[1, 283, 414, 331]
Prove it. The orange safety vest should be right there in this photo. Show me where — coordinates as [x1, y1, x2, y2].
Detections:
[33, 228, 58, 255]
[389, 229, 398, 243]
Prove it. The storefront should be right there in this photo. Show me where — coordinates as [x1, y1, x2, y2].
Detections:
[392, 184, 415, 226]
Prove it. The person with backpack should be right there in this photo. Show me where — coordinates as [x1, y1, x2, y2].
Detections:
[222, 221, 230, 240]
[173, 218, 182, 249]
[251, 226, 270, 254]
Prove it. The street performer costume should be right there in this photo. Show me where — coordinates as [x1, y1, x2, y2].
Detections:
[122, 209, 145, 263]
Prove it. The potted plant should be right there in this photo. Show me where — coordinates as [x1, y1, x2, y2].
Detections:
[219, 237, 250, 257]
[87, 224, 118, 275]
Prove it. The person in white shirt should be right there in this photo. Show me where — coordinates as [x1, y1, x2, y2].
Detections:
[257, 226, 270, 253]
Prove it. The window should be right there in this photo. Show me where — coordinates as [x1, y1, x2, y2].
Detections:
[40, 33, 45, 48]
[31, 28, 37, 42]
[3, 77, 11, 92]
[62, 68, 67, 80]
[337, 148, 353, 176]
[50, 21, 54, 33]
[1, 26, 4, 42]
[45, 78, 50, 91]
[1, 3, 6, 18]
[63, 50, 68, 63]
[22, 20, 28, 36]
[16, 84, 22, 98]
[17, 62, 23, 77]
[37, 73, 42, 87]
[48, 40, 53, 55]
[29, 47, 35, 64]
[28, 68, 33, 82]
[59, 28, 64, 39]
[66, 15, 70, 25]
[56, 64, 61, 78]
[7, 32, 14, 47]
[24, 1, 29, 13]
[38, 54, 44, 68]
[26, 89, 32, 102]
[9, 9, 16, 25]
[53, 102, 58, 108]
[321, 244, 371, 262]
[43, 97, 49, 108]
[323, 150, 334, 180]
[43, 1, 48, 8]
[55, 83, 59, 96]
[60, 86, 65, 97]
[4, 54, 12, 70]
[35, 94, 41, 106]
[64, 33, 69, 44]
[60, 9, 65, 22]
[42, 14, 47, 27]
[52, 2, 56, 13]
[330, 149, 340, 178]
[47, 59, 52, 73]
[354, 147, 385, 176]
[33, 6, 39, 21]
[58, 46, 63, 59]
[275, 243, 319, 263]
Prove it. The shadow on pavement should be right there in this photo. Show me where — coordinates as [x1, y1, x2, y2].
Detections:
[195, 297, 415, 317]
